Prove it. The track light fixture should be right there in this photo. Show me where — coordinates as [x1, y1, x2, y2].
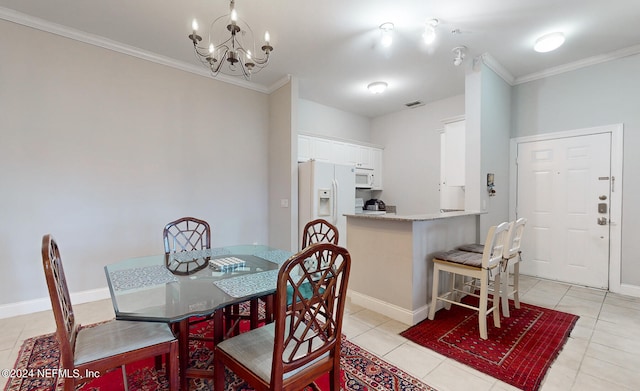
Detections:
[423, 18, 439, 45]
[379, 22, 394, 48]
[452, 46, 467, 66]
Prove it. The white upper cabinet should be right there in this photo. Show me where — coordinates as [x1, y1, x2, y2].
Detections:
[297, 134, 384, 189]
[340, 143, 373, 169]
[298, 135, 312, 162]
[312, 137, 333, 162]
[342, 142, 360, 166]
[370, 147, 383, 190]
[356, 145, 373, 169]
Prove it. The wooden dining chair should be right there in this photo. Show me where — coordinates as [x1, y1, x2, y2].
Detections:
[163, 216, 211, 275]
[163, 217, 266, 338]
[41, 235, 178, 391]
[214, 242, 351, 391]
[163, 216, 217, 338]
[428, 222, 510, 339]
[301, 218, 339, 249]
[298, 219, 340, 308]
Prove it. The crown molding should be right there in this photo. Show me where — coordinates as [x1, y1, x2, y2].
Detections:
[514, 44, 640, 85]
[267, 75, 293, 93]
[0, 6, 270, 94]
[477, 53, 516, 85]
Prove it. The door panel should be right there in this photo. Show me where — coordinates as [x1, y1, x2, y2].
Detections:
[517, 133, 611, 288]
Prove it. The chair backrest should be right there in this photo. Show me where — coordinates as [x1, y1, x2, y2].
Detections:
[163, 216, 211, 253]
[163, 217, 211, 274]
[503, 218, 527, 260]
[41, 234, 77, 371]
[481, 222, 510, 269]
[301, 219, 339, 249]
[272, 242, 350, 381]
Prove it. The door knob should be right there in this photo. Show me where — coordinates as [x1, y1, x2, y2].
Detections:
[597, 217, 608, 225]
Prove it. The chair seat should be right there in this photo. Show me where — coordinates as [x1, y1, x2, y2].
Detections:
[433, 250, 483, 268]
[75, 320, 176, 366]
[216, 322, 327, 383]
[457, 243, 485, 254]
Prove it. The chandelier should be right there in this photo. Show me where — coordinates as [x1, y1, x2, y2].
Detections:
[188, 0, 273, 79]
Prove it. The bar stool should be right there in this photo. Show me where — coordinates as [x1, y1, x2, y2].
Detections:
[457, 218, 527, 317]
[428, 222, 510, 339]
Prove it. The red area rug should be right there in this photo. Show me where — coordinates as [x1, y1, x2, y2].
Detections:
[401, 297, 578, 391]
[5, 321, 436, 391]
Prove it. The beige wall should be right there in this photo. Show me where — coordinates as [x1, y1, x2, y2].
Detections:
[0, 20, 270, 306]
[370, 95, 465, 215]
[298, 98, 372, 143]
[268, 79, 299, 251]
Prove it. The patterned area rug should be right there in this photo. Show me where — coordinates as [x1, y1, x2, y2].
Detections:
[5, 320, 436, 391]
[401, 297, 578, 391]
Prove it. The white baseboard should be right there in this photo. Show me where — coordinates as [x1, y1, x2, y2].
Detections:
[347, 290, 431, 326]
[615, 283, 640, 298]
[0, 288, 111, 319]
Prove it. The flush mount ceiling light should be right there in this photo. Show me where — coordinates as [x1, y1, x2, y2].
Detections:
[379, 22, 394, 48]
[452, 46, 466, 66]
[367, 81, 388, 94]
[188, 0, 274, 79]
[422, 18, 439, 45]
[534, 32, 565, 53]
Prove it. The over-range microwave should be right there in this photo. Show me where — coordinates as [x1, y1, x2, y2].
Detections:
[355, 168, 374, 188]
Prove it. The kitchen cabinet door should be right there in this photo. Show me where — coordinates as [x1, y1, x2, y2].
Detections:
[331, 141, 349, 165]
[358, 146, 373, 169]
[311, 137, 333, 162]
[298, 135, 312, 162]
[371, 147, 383, 190]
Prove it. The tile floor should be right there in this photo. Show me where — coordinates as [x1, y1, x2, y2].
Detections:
[1, 275, 639, 390]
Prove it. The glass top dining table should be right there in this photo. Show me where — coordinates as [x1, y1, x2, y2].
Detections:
[104, 244, 293, 389]
[104, 244, 293, 323]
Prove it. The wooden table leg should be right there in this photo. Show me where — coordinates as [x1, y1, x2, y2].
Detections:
[250, 299, 259, 329]
[178, 319, 189, 391]
[264, 294, 274, 324]
[213, 309, 224, 345]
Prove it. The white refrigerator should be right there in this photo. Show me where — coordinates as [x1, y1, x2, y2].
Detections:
[298, 160, 355, 248]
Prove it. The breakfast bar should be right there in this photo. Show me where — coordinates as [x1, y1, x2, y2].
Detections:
[345, 211, 482, 325]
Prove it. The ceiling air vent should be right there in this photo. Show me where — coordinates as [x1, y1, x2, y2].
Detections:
[404, 100, 425, 109]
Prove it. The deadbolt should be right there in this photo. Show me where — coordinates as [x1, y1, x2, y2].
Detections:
[598, 203, 608, 213]
[597, 217, 608, 225]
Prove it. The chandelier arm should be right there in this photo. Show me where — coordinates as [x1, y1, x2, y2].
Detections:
[193, 44, 213, 58]
[210, 47, 229, 75]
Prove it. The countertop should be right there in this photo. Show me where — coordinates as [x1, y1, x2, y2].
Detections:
[345, 210, 484, 222]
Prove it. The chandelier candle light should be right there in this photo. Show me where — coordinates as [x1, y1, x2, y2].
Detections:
[188, 0, 273, 79]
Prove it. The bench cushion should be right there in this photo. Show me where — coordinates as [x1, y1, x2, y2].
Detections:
[433, 250, 482, 268]
[457, 243, 485, 254]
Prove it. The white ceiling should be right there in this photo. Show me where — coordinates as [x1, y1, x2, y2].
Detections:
[1, 0, 639, 118]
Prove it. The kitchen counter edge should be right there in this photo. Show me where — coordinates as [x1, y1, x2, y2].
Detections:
[344, 210, 484, 222]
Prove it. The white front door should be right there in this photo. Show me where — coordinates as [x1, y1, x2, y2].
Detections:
[516, 133, 611, 289]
